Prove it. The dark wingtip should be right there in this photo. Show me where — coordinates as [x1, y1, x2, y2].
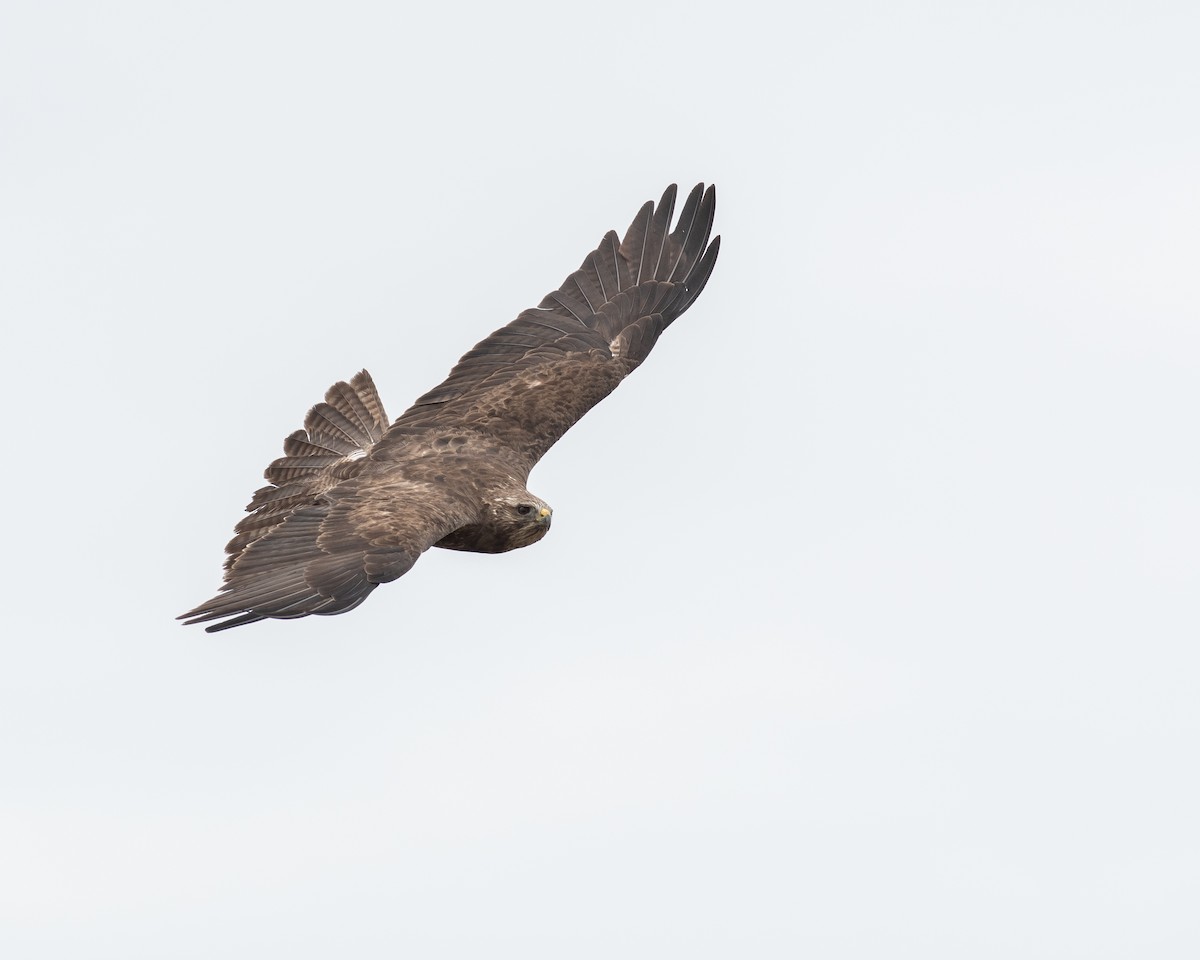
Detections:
[657, 183, 718, 322]
[684, 233, 720, 300]
[204, 612, 268, 633]
[177, 603, 269, 632]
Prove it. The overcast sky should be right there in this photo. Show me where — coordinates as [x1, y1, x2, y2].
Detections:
[2, 1, 1198, 957]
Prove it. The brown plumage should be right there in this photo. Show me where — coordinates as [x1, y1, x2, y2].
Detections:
[180, 183, 720, 632]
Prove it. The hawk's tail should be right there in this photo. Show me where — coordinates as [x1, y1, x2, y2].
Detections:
[263, 370, 390, 484]
[217, 369, 389, 570]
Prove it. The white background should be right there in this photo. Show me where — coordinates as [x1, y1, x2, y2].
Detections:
[2, 1, 1197, 956]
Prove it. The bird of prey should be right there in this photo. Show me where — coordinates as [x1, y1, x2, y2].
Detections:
[180, 183, 719, 632]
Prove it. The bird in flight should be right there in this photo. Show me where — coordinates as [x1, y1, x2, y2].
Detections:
[180, 183, 720, 631]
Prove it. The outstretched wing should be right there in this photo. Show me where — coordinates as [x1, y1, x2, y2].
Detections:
[180, 371, 477, 633]
[373, 183, 720, 473]
[179, 471, 479, 633]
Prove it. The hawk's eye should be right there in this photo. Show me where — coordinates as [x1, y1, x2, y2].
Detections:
[516, 504, 533, 515]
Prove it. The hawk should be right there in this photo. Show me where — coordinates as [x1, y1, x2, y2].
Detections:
[181, 183, 719, 631]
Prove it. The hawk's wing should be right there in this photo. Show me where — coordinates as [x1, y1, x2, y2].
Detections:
[372, 183, 720, 474]
[179, 469, 480, 633]
[179, 372, 479, 632]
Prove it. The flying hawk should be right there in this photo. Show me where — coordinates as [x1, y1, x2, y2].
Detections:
[180, 183, 720, 631]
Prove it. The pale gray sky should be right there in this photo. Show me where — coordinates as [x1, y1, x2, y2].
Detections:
[2, 1, 1198, 957]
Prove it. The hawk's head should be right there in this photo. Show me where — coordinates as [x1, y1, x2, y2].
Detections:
[433, 488, 553, 555]
[485, 492, 553, 551]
